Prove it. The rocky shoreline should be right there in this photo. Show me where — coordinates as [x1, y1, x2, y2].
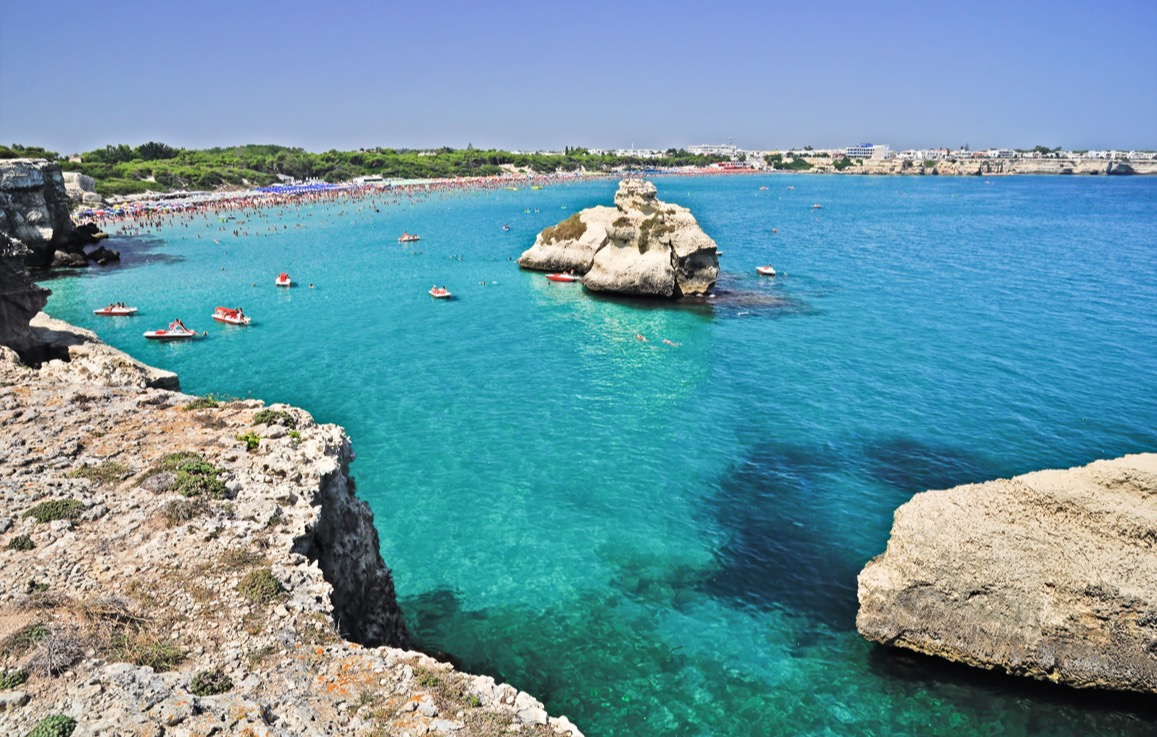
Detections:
[0, 317, 583, 736]
[857, 455, 1157, 694]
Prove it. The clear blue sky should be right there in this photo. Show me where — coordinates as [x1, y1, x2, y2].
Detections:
[2, 0, 1154, 153]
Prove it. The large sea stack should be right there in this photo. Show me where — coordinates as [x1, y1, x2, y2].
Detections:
[857, 454, 1157, 693]
[518, 179, 718, 298]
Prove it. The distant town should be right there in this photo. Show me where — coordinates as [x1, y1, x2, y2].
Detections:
[527, 143, 1157, 168]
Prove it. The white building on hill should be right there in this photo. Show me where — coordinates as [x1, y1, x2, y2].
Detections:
[687, 143, 740, 158]
[846, 143, 891, 159]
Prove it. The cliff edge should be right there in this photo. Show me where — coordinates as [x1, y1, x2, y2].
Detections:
[857, 454, 1157, 693]
[1, 159, 111, 268]
[518, 179, 719, 298]
[0, 323, 582, 735]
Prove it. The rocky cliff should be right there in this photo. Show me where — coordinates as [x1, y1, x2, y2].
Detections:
[857, 454, 1157, 693]
[0, 159, 111, 268]
[518, 179, 719, 298]
[0, 234, 50, 355]
[0, 321, 583, 735]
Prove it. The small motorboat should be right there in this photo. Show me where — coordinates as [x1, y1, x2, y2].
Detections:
[546, 273, 581, 283]
[758, 186, 768, 191]
[144, 321, 199, 340]
[94, 305, 137, 316]
[756, 265, 777, 277]
[399, 232, 421, 243]
[811, 203, 823, 209]
[276, 272, 292, 287]
[212, 306, 251, 326]
[429, 286, 452, 299]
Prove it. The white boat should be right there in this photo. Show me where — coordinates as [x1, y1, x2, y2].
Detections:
[94, 305, 137, 316]
[429, 287, 452, 299]
[212, 306, 251, 325]
[756, 265, 777, 277]
[399, 232, 421, 243]
[144, 321, 198, 340]
[276, 272, 292, 287]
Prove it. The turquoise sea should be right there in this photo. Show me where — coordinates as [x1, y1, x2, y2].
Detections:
[44, 175, 1157, 735]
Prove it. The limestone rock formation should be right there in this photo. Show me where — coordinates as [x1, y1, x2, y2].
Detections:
[62, 170, 103, 206]
[857, 454, 1157, 693]
[0, 159, 107, 267]
[29, 313, 179, 390]
[0, 233, 50, 354]
[0, 325, 584, 736]
[518, 179, 719, 298]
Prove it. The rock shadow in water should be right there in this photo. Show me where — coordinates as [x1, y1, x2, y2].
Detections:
[867, 646, 1157, 726]
[705, 271, 817, 320]
[33, 235, 184, 281]
[699, 440, 862, 630]
[862, 437, 996, 496]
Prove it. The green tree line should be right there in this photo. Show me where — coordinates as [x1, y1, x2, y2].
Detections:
[2, 142, 726, 197]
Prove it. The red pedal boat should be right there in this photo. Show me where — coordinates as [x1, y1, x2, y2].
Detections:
[212, 306, 251, 325]
[94, 305, 137, 316]
[276, 272, 292, 287]
[144, 321, 199, 341]
[546, 273, 581, 283]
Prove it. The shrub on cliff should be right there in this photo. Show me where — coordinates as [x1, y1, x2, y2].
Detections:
[22, 499, 84, 523]
[182, 394, 220, 411]
[0, 666, 28, 689]
[0, 622, 50, 657]
[163, 497, 209, 527]
[6, 534, 34, 551]
[69, 461, 130, 487]
[175, 461, 229, 499]
[235, 432, 261, 452]
[142, 453, 228, 499]
[24, 715, 76, 737]
[238, 568, 284, 604]
[253, 409, 297, 429]
[541, 213, 586, 244]
[190, 668, 233, 696]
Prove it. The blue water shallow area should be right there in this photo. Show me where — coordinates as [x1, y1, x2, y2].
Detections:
[45, 175, 1157, 735]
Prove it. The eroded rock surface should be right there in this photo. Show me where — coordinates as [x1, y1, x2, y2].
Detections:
[0, 235, 50, 354]
[0, 159, 109, 268]
[0, 331, 583, 736]
[518, 179, 718, 298]
[857, 454, 1157, 693]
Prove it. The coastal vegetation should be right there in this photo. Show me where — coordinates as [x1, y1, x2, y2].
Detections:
[2, 142, 727, 197]
[24, 715, 77, 737]
[541, 213, 588, 245]
[190, 668, 234, 696]
[22, 499, 84, 523]
[765, 153, 813, 171]
[69, 460, 130, 486]
[253, 408, 297, 429]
